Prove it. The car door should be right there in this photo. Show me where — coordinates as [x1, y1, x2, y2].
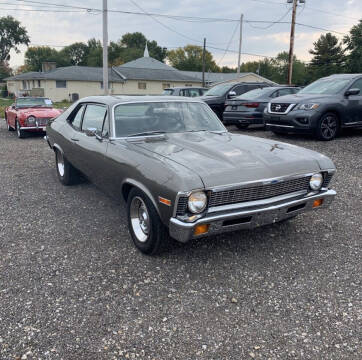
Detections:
[72, 103, 109, 185]
[346, 78, 362, 124]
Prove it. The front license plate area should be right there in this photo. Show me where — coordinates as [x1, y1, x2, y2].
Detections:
[271, 116, 280, 121]
[253, 208, 284, 227]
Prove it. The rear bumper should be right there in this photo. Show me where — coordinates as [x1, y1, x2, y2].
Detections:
[169, 189, 336, 243]
[223, 112, 264, 125]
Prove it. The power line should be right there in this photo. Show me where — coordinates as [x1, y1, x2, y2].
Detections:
[247, 7, 291, 29]
[217, 21, 239, 66]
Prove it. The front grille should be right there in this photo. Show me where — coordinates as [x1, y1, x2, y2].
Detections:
[209, 176, 311, 208]
[176, 196, 188, 216]
[322, 173, 333, 188]
[270, 103, 291, 113]
[36, 117, 51, 126]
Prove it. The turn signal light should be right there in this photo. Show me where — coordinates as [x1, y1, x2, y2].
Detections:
[194, 224, 209, 236]
[313, 199, 323, 208]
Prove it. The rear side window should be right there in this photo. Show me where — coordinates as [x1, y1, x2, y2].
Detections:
[189, 89, 200, 97]
[71, 105, 85, 130]
[82, 104, 107, 133]
[277, 88, 293, 96]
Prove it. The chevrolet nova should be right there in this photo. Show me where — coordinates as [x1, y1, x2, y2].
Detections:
[46, 96, 336, 255]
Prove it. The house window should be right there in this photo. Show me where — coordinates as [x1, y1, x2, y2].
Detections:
[162, 83, 170, 89]
[56, 80, 67, 88]
[138, 82, 147, 90]
[185, 83, 193, 87]
[38, 80, 41, 87]
[32, 80, 35, 88]
[22, 80, 27, 89]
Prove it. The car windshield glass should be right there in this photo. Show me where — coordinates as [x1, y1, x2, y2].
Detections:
[298, 78, 350, 95]
[113, 101, 225, 137]
[162, 89, 174, 95]
[16, 98, 52, 107]
[235, 88, 271, 99]
[204, 83, 234, 96]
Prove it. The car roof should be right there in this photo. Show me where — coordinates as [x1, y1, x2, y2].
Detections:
[78, 95, 205, 106]
[16, 96, 49, 100]
[164, 87, 207, 90]
[322, 73, 362, 80]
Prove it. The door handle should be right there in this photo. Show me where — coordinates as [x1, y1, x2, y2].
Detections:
[71, 138, 79, 142]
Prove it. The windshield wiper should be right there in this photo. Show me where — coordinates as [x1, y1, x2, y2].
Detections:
[127, 130, 166, 137]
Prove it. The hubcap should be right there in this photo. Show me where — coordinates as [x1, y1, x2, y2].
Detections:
[321, 115, 337, 139]
[130, 196, 150, 243]
[57, 151, 65, 177]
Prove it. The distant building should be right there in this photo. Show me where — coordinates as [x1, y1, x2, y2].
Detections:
[6, 47, 276, 101]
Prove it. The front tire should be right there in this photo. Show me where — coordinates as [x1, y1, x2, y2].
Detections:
[55, 149, 80, 185]
[127, 188, 168, 255]
[315, 112, 339, 141]
[16, 120, 26, 138]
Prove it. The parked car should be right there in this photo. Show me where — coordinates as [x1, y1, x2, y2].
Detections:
[223, 86, 300, 129]
[46, 96, 336, 255]
[200, 82, 271, 119]
[162, 87, 208, 97]
[5, 97, 62, 138]
[264, 74, 362, 140]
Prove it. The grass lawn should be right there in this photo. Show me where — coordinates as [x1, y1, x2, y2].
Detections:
[0, 99, 70, 119]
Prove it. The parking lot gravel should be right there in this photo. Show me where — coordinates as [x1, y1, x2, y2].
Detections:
[0, 120, 361, 360]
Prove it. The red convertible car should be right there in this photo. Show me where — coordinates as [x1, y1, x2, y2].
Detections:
[5, 97, 62, 138]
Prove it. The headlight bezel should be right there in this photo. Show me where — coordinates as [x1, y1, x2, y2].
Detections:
[187, 191, 207, 214]
[309, 173, 323, 191]
[297, 103, 320, 111]
[26, 115, 36, 125]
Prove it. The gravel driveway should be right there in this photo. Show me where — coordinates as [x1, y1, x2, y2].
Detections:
[0, 121, 361, 360]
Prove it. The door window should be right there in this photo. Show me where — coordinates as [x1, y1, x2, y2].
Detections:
[82, 104, 107, 133]
[277, 88, 293, 96]
[350, 78, 362, 93]
[233, 86, 246, 95]
[71, 105, 85, 130]
[188, 89, 200, 97]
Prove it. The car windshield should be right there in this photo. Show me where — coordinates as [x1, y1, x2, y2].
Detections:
[162, 89, 174, 95]
[298, 78, 350, 95]
[16, 98, 53, 108]
[113, 101, 225, 137]
[236, 87, 271, 99]
[204, 83, 234, 96]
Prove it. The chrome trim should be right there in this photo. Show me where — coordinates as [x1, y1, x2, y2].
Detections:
[268, 102, 296, 114]
[206, 172, 314, 192]
[169, 189, 336, 243]
[207, 190, 307, 213]
[20, 126, 46, 130]
[266, 123, 294, 128]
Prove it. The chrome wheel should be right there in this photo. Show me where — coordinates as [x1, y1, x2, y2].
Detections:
[130, 196, 150, 243]
[57, 151, 65, 177]
[320, 114, 337, 140]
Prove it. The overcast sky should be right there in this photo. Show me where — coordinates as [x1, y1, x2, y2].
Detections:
[4, 0, 362, 69]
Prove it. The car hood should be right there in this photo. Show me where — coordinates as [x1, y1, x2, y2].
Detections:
[133, 132, 330, 188]
[18, 107, 62, 117]
[272, 93, 335, 104]
[199, 95, 223, 104]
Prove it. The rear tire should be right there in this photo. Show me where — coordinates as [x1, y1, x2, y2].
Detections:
[127, 188, 169, 255]
[16, 120, 26, 138]
[55, 149, 80, 185]
[315, 112, 339, 141]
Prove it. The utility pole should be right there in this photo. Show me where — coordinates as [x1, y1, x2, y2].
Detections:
[102, 0, 109, 95]
[237, 14, 243, 75]
[202, 38, 206, 87]
[287, 0, 298, 85]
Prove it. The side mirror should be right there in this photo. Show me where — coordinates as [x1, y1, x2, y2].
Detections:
[228, 91, 237, 99]
[345, 88, 360, 97]
[85, 127, 97, 137]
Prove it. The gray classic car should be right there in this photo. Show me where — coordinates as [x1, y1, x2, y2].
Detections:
[46, 96, 336, 255]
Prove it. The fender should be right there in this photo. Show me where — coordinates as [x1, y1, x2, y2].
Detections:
[121, 178, 161, 217]
[52, 143, 64, 154]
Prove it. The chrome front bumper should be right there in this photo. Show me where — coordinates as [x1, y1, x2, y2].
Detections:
[169, 189, 336, 243]
[20, 126, 46, 131]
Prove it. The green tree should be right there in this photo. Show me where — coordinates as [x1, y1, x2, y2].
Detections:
[0, 61, 11, 80]
[308, 33, 345, 80]
[60, 42, 89, 66]
[343, 19, 362, 73]
[167, 45, 220, 72]
[0, 16, 30, 62]
[24, 46, 70, 71]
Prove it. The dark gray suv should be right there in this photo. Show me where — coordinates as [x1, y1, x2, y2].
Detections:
[264, 74, 362, 140]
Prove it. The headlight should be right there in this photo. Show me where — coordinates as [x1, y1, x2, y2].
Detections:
[188, 191, 207, 214]
[309, 173, 323, 191]
[27, 116, 36, 125]
[298, 103, 320, 110]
